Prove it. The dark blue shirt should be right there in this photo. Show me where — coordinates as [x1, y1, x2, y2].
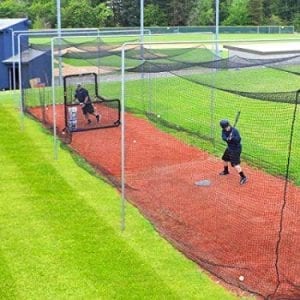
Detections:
[222, 127, 241, 151]
[74, 88, 91, 103]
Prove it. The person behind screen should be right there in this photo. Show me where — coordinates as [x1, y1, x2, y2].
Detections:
[74, 83, 100, 124]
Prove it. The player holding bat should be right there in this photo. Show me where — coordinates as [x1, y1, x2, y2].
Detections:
[219, 112, 247, 185]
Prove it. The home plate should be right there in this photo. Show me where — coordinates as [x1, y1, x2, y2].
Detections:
[194, 179, 211, 187]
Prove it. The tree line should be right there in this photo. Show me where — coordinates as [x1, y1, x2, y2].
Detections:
[0, 0, 299, 30]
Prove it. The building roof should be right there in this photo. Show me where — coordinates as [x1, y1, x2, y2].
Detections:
[2, 48, 48, 64]
[223, 42, 300, 55]
[0, 18, 28, 31]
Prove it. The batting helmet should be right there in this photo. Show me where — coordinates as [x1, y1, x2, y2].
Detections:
[220, 119, 230, 129]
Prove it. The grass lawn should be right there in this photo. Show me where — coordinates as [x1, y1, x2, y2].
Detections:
[0, 92, 251, 299]
[30, 32, 300, 45]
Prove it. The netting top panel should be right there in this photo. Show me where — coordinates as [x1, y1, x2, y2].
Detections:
[123, 44, 300, 103]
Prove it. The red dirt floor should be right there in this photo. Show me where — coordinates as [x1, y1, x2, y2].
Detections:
[30, 104, 300, 299]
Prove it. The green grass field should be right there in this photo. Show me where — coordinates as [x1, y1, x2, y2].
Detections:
[0, 93, 252, 299]
[14, 31, 300, 298]
[31, 32, 300, 45]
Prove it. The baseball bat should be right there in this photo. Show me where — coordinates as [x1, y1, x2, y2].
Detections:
[232, 111, 241, 128]
[228, 111, 241, 140]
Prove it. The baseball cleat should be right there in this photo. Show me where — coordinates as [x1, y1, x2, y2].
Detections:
[240, 176, 248, 185]
[219, 170, 229, 175]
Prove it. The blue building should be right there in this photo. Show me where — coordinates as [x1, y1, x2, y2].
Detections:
[0, 18, 52, 90]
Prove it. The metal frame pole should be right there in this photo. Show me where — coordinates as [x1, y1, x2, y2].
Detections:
[56, 0, 63, 86]
[7, 28, 16, 90]
[121, 45, 126, 231]
[140, 0, 144, 43]
[215, 0, 220, 56]
[51, 38, 58, 160]
[18, 34, 24, 120]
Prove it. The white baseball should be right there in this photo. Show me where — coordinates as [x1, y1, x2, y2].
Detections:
[239, 275, 244, 282]
[157, 114, 160, 118]
[133, 140, 136, 143]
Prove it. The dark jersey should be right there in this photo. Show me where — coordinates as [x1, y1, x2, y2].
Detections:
[74, 87, 91, 103]
[222, 127, 241, 151]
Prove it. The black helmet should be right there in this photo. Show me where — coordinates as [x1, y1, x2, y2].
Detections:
[220, 119, 230, 129]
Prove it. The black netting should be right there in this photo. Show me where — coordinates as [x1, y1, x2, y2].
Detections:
[121, 44, 300, 299]
[21, 36, 123, 134]
[125, 46, 300, 71]
[20, 38, 300, 299]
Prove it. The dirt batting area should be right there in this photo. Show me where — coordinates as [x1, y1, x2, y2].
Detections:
[30, 104, 300, 299]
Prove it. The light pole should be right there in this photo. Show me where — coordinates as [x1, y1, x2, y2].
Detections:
[215, 0, 220, 56]
[140, 0, 144, 43]
[56, 0, 63, 85]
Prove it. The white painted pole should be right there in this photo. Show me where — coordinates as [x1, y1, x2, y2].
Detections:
[18, 34, 24, 131]
[121, 45, 126, 232]
[215, 0, 220, 56]
[140, 0, 145, 70]
[8, 28, 16, 90]
[51, 39, 58, 160]
[12, 31, 16, 90]
[140, 0, 144, 43]
[56, 0, 63, 86]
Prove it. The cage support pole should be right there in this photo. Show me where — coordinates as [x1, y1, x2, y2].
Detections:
[121, 45, 126, 232]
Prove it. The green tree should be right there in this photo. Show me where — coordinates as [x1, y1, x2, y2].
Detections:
[292, 13, 300, 31]
[89, 0, 107, 7]
[167, 0, 192, 26]
[119, 0, 140, 26]
[0, 0, 26, 18]
[248, 0, 263, 25]
[0, 0, 296, 29]
[262, 0, 272, 20]
[268, 14, 283, 25]
[278, 0, 299, 22]
[188, 0, 214, 26]
[95, 2, 114, 27]
[108, 0, 122, 26]
[62, 0, 96, 28]
[149, 0, 169, 19]
[28, 1, 55, 28]
[270, 0, 299, 23]
[220, 0, 232, 23]
[223, 0, 250, 25]
[144, 3, 167, 26]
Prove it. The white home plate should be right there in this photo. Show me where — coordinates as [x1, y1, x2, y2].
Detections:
[195, 179, 211, 186]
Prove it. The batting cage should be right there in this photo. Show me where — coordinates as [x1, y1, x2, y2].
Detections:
[20, 34, 300, 299]
[118, 41, 300, 299]
[19, 33, 141, 143]
[63, 72, 120, 131]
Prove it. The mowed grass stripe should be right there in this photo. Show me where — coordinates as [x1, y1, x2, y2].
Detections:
[0, 98, 240, 299]
[0, 105, 179, 298]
